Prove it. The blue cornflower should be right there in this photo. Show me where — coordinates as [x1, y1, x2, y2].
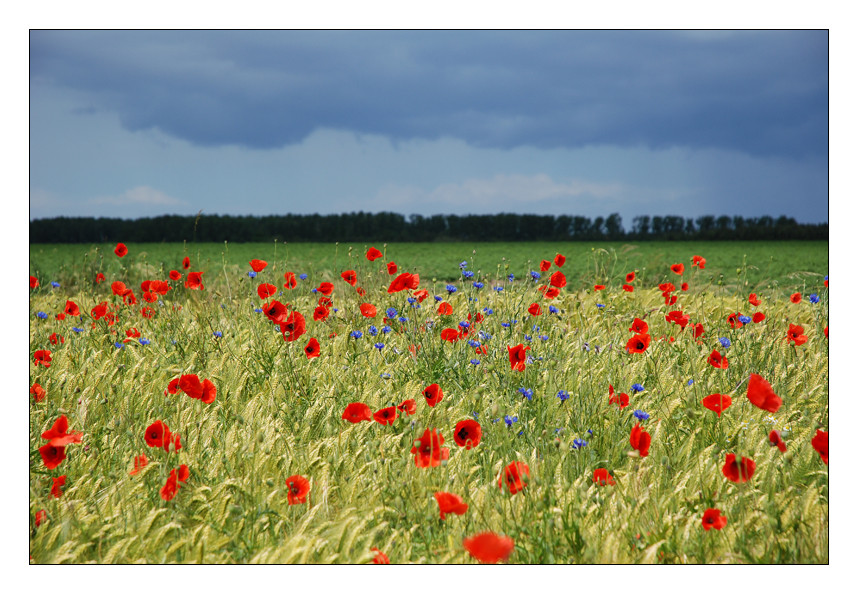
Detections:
[470, 358, 481, 365]
[333, 308, 339, 313]
[248, 271, 257, 278]
[139, 338, 151, 346]
[114, 342, 124, 349]
[530, 271, 541, 281]
[460, 261, 468, 269]
[446, 284, 457, 294]
[524, 335, 532, 342]
[532, 325, 540, 331]
[468, 297, 478, 302]
[596, 304, 605, 309]
[350, 330, 363, 339]
[254, 308, 263, 313]
[539, 335, 549, 341]
[572, 438, 588, 449]
[299, 273, 308, 280]
[386, 307, 397, 318]
[459, 321, 470, 329]
[311, 288, 318, 293]
[472, 281, 484, 289]
[407, 297, 417, 305]
[213, 331, 223, 338]
[368, 325, 378, 337]
[50, 281, 60, 288]
[511, 319, 518, 325]
[483, 307, 494, 315]
[518, 388, 533, 400]
[738, 315, 752, 324]
[507, 273, 515, 282]
[719, 337, 731, 348]
[72, 327, 84, 333]
[809, 294, 820, 304]
[479, 331, 491, 341]
[631, 383, 645, 393]
[504, 415, 518, 427]
[493, 286, 504, 292]
[687, 379, 694, 386]
[468, 339, 480, 348]
[381, 325, 392, 334]
[557, 390, 570, 402]
[501, 322, 510, 328]
[633, 409, 650, 421]
[548, 305, 558, 314]
[472, 412, 479, 420]
[397, 316, 408, 323]
[374, 342, 385, 352]
[463, 270, 474, 279]
[36, 311, 48, 319]
[434, 295, 443, 302]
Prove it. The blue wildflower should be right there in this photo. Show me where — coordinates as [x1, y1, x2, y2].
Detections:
[596, 304, 605, 309]
[572, 438, 588, 449]
[139, 338, 151, 346]
[459, 321, 470, 329]
[114, 342, 124, 349]
[467, 339, 480, 348]
[473, 281, 484, 289]
[350, 330, 363, 339]
[633, 409, 650, 421]
[407, 297, 417, 305]
[539, 335, 549, 341]
[397, 316, 408, 323]
[504, 415, 518, 427]
[463, 271, 474, 279]
[557, 390, 570, 402]
[470, 359, 481, 365]
[368, 325, 378, 337]
[385, 307, 397, 319]
[483, 307, 494, 315]
[254, 308, 263, 313]
[530, 271, 541, 281]
[518, 388, 533, 400]
[434, 295, 443, 302]
[460, 261, 468, 269]
[380, 373, 391, 379]
[738, 315, 752, 324]
[631, 383, 645, 393]
[50, 281, 60, 288]
[548, 305, 558, 314]
[299, 273, 308, 280]
[524, 335, 532, 342]
[719, 337, 731, 348]
[493, 286, 504, 292]
[381, 325, 392, 334]
[809, 294, 820, 304]
[687, 379, 694, 386]
[479, 331, 491, 341]
[248, 271, 257, 278]
[36, 311, 48, 319]
[311, 288, 318, 293]
[213, 331, 223, 338]
[72, 327, 84, 333]
[374, 342, 385, 352]
[446, 284, 457, 294]
[501, 322, 510, 328]
[507, 273, 515, 282]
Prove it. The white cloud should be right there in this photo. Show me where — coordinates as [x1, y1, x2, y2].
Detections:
[88, 185, 186, 207]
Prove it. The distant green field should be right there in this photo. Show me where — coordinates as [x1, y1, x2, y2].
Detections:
[29, 241, 827, 298]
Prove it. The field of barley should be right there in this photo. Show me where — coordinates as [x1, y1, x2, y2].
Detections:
[28, 241, 828, 564]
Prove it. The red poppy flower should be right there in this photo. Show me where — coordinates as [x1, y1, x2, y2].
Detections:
[371, 548, 390, 564]
[366, 247, 383, 261]
[31, 382, 46, 403]
[691, 322, 705, 339]
[182, 256, 190, 269]
[61, 300, 80, 318]
[440, 328, 460, 342]
[790, 292, 802, 303]
[682, 283, 690, 292]
[787, 323, 808, 346]
[160, 469, 180, 501]
[629, 424, 651, 457]
[539, 285, 561, 299]
[463, 532, 515, 564]
[727, 313, 745, 329]
[304, 337, 321, 359]
[317, 282, 334, 296]
[257, 283, 278, 300]
[622, 284, 634, 292]
[659, 282, 676, 293]
[260, 301, 287, 325]
[387, 272, 420, 293]
[498, 461, 530, 495]
[318, 296, 333, 307]
[342, 402, 373, 423]
[594, 284, 606, 291]
[423, 383, 443, 407]
[280, 271, 296, 290]
[609, 391, 630, 409]
[397, 399, 417, 415]
[144, 420, 170, 448]
[437, 302, 453, 316]
[372, 406, 398, 426]
[554, 253, 566, 267]
[670, 263, 684, 275]
[434, 492, 468, 520]
[387, 262, 397, 275]
[115, 243, 128, 257]
[411, 428, 449, 468]
[30, 275, 39, 289]
[752, 312, 766, 323]
[42, 415, 83, 447]
[701, 394, 732, 417]
[164, 432, 182, 453]
[593, 468, 615, 486]
[35, 509, 47, 527]
[768, 430, 787, 453]
[453, 419, 482, 449]
[707, 350, 729, 369]
[539, 259, 552, 272]
[692, 255, 706, 269]
[39, 444, 66, 470]
[285, 475, 311, 505]
[167, 270, 181, 282]
[129, 453, 149, 476]
[811, 429, 828, 465]
[748, 293, 762, 307]
[549, 271, 567, 288]
[280, 312, 307, 342]
[34, 349, 53, 368]
[702, 508, 726, 531]
[528, 303, 542, 316]
[51, 475, 66, 499]
[140, 307, 155, 319]
[249, 259, 268, 273]
[747, 374, 782, 413]
[339, 270, 357, 286]
[413, 289, 429, 303]
[824, 326, 828, 338]
[49, 332, 64, 345]
[626, 272, 636, 282]
[507, 344, 530, 371]
[359, 303, 377, 318]
[626, 333, 650, 354]
[722, 453, 755, 483]
[185, 272, 204, 290]
[665, 310, 690, 330]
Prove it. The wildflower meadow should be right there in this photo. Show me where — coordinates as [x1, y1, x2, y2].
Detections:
[29, 242, 828, 564]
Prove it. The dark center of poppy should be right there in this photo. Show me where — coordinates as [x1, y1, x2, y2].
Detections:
[457, 427, 470, 441]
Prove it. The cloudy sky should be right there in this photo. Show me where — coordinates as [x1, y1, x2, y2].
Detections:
[29, 29, 829, 226]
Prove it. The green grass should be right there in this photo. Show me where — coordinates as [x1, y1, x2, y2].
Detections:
[29, 242, 828, 564]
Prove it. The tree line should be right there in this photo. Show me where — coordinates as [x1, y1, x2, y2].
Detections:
[29, 212, 828, 243]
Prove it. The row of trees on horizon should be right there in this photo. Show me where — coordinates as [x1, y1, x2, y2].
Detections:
[29, 212, 828, 243]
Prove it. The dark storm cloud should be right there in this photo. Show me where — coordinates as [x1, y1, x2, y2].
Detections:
[30, 30, 828, 158]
